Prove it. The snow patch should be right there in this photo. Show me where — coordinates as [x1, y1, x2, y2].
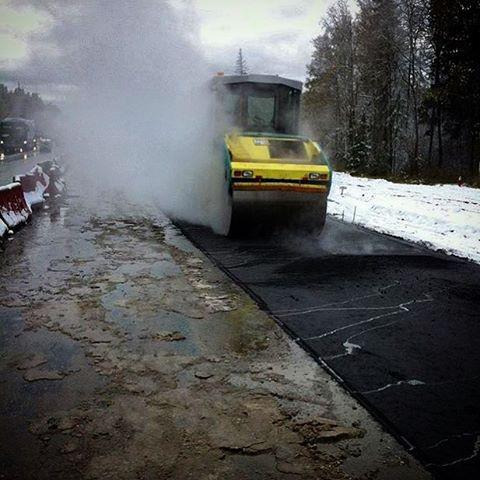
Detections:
[0, 218, 7, 238]
[329, 172, 480, 263]
[0, 182, 32, 228]
[24, 187, 45, 208]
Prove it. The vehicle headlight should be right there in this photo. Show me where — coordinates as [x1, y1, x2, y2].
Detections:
[24, 140, 27, 144]
[242, 170, 254, 178]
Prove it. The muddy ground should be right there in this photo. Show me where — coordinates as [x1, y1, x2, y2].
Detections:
[0, 194, 429, 479]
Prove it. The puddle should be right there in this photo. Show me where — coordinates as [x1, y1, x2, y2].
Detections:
[0, 307, 24, 348]
[1, 316, 106, 418]
[100, 281, 198, 355]
[150, 260, 181, 279]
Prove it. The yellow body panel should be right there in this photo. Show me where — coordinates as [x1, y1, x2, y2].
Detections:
[226, 135, 270, 162]
[226, 134, 326, 164]
[231, 161, 330, 182]
[225, 134, 331, 194]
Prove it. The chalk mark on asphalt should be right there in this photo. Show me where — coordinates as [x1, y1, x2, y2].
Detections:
[325, 318, 402, 359]
[303, 294, 434, 342]
[426, 435, 480, 468]
[360, 379, 426, 394]
[425, 430, 480, 451]
[326, 294, 435, 359]
[359, 374, 480, 395]
[273, 281, 401, 317]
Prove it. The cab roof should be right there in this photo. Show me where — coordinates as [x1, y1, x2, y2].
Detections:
[213, 74, 303, 92]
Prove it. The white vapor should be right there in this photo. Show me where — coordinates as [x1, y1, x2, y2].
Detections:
[35, 0, 226, 229]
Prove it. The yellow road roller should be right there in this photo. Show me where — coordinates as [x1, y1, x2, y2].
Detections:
[212, 74, 331, 236]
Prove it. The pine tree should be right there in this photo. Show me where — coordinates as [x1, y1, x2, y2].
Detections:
[235, 48, 248, 75]
[303, 1, 356, 170]
[304, 0, 479, 181]
[427, 0, 480, 176]
[399, 0, 430, 175]
[358, 1, 399, 174]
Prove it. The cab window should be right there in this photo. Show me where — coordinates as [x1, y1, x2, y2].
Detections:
[246, 94, 275, 132]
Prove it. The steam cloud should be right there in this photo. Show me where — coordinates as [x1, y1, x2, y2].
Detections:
[27, 0, 225, 230]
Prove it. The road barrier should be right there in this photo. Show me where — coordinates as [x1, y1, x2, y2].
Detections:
[14, 166, 49, 209]
[0, 218, 7, 238]
[0, 157, 65, 241]
[38, 160, 66, 198]
[0, 182, 32, 230]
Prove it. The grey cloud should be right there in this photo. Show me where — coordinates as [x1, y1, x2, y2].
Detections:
[1, 0, 316, 93]
[210, 31, 311, 82]
[2, 0, 209, 88]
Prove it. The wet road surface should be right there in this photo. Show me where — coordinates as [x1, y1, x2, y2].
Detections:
[1, 193, 430, 479]
[178, 217, 480, 479]
[0, 151, 54, 185]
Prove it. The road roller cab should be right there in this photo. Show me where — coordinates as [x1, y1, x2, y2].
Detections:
[212, 74, 331, 235]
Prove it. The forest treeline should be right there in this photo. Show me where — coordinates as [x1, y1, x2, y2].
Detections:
[303, 0, 480, 181]
[0, 83, 59, 134]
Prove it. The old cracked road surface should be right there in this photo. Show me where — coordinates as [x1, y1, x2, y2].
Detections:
[179, 218, 480, 480]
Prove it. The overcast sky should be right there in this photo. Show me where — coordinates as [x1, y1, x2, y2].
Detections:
[0, 0, 356, 101]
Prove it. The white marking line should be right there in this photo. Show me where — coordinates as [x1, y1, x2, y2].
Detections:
[426, 436, 480, 468]
[304, 293, 433, 343]
[343, 318, 400, 353]
[274, 281, 400, 317]
[324, 317, 403, 360]
[359, 374, 480, 395]
[361, 379, 426, 394]
[334, 294, 433, 358]
[304, 302, 411, 341]
[425, 430, 480, 451]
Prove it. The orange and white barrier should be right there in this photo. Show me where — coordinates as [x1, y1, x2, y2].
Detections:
[0, 182, 32, 230]
[0, 217, 7, 237]
[0, 158, 65, 240]
[14, 166, 49, 209]
[41, 161, 66, 197]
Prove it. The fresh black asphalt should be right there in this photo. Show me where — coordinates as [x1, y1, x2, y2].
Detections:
[178, 217, 480, 479]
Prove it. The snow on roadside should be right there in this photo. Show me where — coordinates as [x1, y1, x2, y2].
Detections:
[23, 186, 45, 209]
[0, 183, 31, 228]
[0, 218, 7, 238]
[328, 172, 480, 263]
